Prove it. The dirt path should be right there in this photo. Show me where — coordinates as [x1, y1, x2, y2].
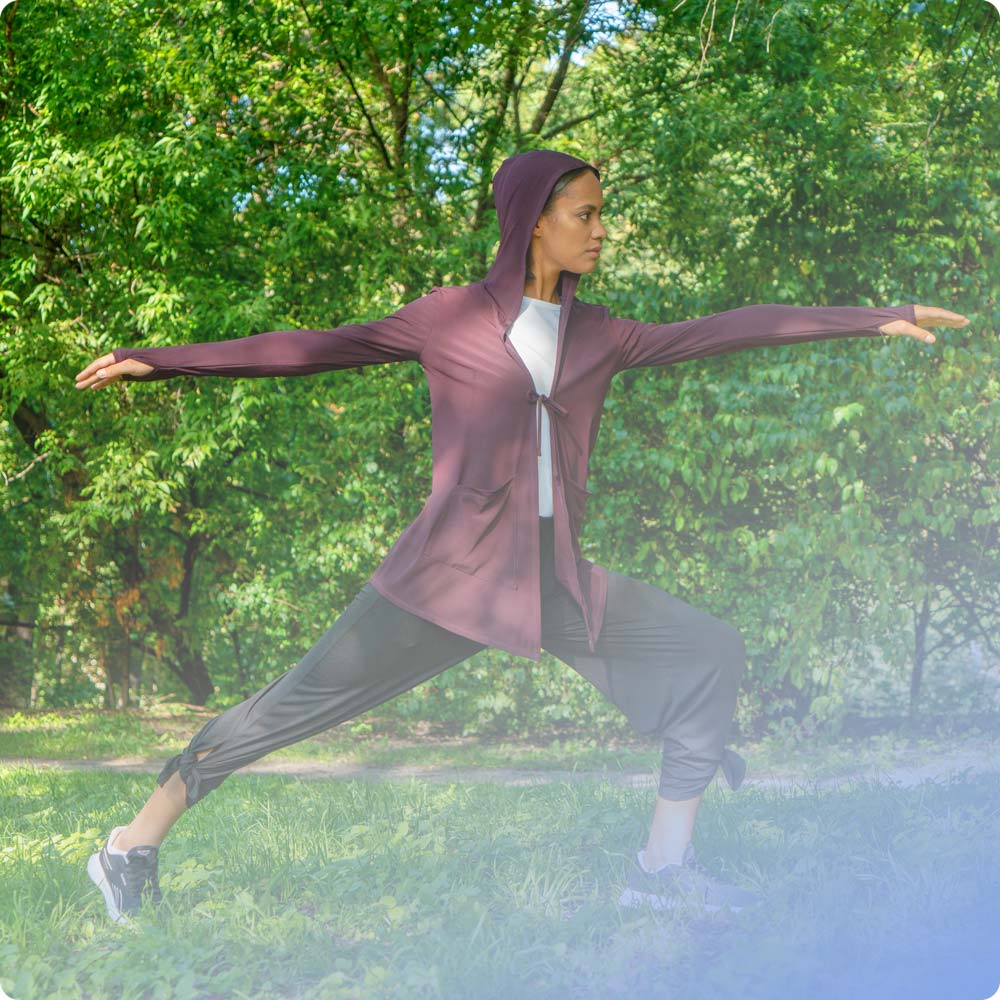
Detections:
[3, 748, 999, 794]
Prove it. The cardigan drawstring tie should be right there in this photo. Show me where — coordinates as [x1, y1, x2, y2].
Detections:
[526, 389, 568, 457]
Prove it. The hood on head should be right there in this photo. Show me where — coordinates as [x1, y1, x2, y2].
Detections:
[482, 148, 600, 329]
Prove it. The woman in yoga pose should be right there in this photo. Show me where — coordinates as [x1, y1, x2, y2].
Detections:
[77, 148, 969, 923]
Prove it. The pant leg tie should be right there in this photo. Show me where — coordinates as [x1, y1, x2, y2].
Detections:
[719, 746, 747, 792]
[157, 746, 205, 808]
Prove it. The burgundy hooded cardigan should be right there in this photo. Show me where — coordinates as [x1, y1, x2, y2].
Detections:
[113, 149, 916, 669]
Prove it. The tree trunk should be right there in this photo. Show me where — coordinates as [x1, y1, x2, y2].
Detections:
[101, 646, 113, 708]
[105, 633, 131, 709]
[174, 634, 215, 705]
[909, 591, 931, 718]
[123, 632, 131, 709]
[53, 628, 64, 703]
[132, 639, 143, 705]
[146, 533, 216, 704]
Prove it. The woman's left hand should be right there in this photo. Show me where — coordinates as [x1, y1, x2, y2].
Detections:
[878, 305, 971, 344]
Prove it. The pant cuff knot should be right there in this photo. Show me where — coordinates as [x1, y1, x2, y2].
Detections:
[719, 746, 747, 791]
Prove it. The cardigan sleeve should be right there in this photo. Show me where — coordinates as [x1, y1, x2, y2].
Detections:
[610, 302, 918, 373]
[111, 287, 441, 382]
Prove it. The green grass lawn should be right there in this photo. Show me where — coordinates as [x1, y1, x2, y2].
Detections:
[1, 735, 999, 998]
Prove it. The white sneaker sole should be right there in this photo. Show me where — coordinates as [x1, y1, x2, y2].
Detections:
[87, 850, 129, 924]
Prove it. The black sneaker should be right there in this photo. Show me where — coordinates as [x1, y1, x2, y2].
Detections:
[87, 826, 163, 924]
[618, 842, 761, 914]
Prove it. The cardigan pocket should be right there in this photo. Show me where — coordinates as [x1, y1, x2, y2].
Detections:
[422, 476, 517, 588]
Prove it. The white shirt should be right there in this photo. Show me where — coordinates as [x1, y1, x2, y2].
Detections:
[507, 295, 560, 517]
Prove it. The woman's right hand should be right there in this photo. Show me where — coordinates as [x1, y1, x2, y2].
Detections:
[75, 352, 155, 389]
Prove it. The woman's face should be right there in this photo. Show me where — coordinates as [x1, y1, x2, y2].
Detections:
[531, 170, 608, 275]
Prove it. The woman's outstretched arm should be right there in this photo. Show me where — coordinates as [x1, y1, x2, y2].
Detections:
[609, 302, 969, 373]
[75, 287, 441, 389]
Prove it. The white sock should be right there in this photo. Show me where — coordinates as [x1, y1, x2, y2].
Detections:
[106, 827, 130, 855]
[640, 845, 687, 873]
[639, 849, 667, 874]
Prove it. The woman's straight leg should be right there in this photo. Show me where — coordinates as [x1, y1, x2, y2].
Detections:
[92, 581, 488, 924]
[126, 581, 487, 828]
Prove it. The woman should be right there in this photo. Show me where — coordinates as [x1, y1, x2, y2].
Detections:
[77, 148, 969, 924]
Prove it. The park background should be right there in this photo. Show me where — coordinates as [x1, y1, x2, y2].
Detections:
[2, 1, 999, 999]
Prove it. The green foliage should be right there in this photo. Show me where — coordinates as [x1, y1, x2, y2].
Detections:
[587, 0, 999, 728]
[1, 0, 997, 737]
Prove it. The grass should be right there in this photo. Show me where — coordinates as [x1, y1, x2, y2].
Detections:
[1, 708, 999, 999]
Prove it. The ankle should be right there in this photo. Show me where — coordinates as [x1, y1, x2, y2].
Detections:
[642, 843, 687, 871]
[114, 826, 161, 852]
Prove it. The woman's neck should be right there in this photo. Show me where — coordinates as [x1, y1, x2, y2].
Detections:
[523, 279, 560, 305]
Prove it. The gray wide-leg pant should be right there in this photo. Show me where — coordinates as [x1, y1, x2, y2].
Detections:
[157, 516, 748, 807]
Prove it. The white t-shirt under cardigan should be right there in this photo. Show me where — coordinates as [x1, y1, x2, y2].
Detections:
[508, 295, 561, 517]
